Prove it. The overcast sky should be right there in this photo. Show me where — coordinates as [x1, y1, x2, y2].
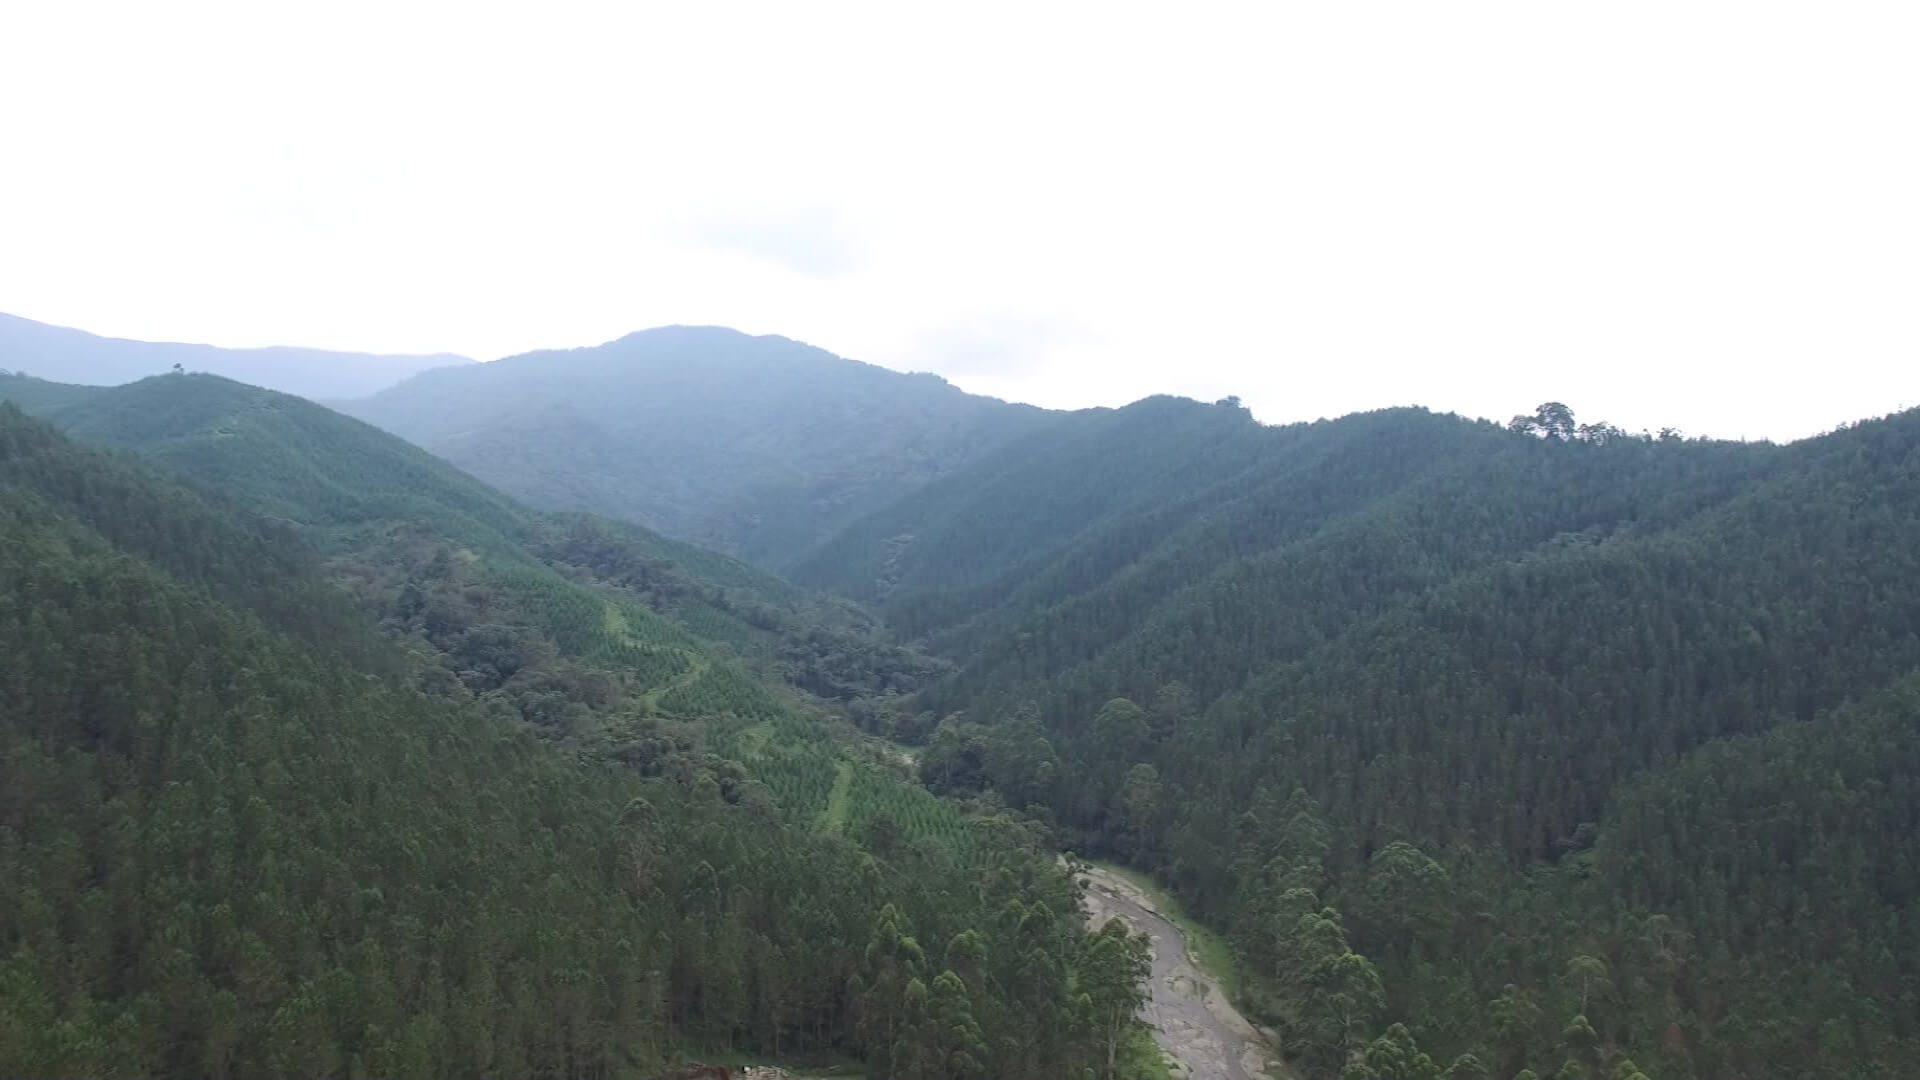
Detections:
[3, 2, 1915, 441]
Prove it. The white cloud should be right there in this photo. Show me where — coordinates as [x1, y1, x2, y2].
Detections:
[2, 0, 1915, 439]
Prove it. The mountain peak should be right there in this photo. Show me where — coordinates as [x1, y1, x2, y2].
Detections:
[339, 329, 1056, 562]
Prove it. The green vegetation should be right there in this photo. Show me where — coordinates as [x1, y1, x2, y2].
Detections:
[15, 328, 1920, 1080]
[339, 326, 1055, 565]
[0, 401, 1161, 1080]
[841, 765, 981, 864]
[890, 400, 1920, 1079]
[821, 761, 855, 834]
[1117, 1028, 1173, 1080]
[0, 372, 944, 740]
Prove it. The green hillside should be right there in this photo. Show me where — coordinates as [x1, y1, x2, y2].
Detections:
[0, 403, 1145, 1080]
[0, 372, 943, 729]
[803, 399, 1920, 1078]
[5, 369, 535, 553]
[338, 326, 1056, 565]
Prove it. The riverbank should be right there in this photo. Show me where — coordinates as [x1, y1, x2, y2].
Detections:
[1080, 864, 1280, 1080]
[1085, 861, 1242, 1003]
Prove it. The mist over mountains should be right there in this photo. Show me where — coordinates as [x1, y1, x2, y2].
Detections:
[0, 312, 471, 401]
[338, 325, 1057, 564]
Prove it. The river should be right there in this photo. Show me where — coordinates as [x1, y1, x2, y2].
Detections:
[1080, 866, 1280, 1080]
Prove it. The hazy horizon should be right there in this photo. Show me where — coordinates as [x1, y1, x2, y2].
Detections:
[4, 3, 1916, 441]
[7, 307, 1903, 445]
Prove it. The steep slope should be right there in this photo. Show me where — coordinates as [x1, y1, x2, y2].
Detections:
[4, 369, 533, 553]
[0, 311, 469, 399]
[1572, 677, 1920, 1078]
[799, 399, 1780, 713]
[339, 325, 1057, 564]
[1, 370, 948, 736]
[800, 399, 1920, 1078]
[0, 404, 1132, 1080]
[793, 396, 1277, 613]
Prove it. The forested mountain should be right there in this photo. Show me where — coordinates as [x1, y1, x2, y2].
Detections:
[0, 370, 945, 711]
[339, 326, 1056, 565]
[806, 397, 1920, 1079]
[0, 311, 469, 400]
[0, 389, 1154, 1078]
[12, 342, 1920, 1080]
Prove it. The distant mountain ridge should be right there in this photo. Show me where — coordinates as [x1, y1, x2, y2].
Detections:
[0, 311, 471, 400]
[340, 325, 1060, 565]
[1, 316, 1065, 565]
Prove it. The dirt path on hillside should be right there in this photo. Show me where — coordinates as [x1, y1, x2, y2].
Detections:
[1080, 866, 1278, 1080]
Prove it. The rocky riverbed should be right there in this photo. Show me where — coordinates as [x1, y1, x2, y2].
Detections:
[1080, 866, 1279, 1080]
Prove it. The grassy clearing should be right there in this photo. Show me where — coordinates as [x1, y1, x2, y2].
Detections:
[602, 600, 632, 640]
[819, 760, 854, 834]
[1090, 860, 1242, 1003]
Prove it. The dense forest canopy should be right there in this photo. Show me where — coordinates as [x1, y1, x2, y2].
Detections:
[7, 323, 1920, 1080]
[858, 399, 1920, 1079]
[0, 371, 943, 719]
[0, 389, 1152, 1080]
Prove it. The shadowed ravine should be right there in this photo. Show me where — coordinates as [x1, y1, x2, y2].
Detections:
[1081, 866, 1277, 1080]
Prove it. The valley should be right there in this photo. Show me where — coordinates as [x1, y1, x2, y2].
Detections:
[4, 338, 1920, 1080]
[4, 5, 1910, 1079]
[0, 377, 1126, 1080]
